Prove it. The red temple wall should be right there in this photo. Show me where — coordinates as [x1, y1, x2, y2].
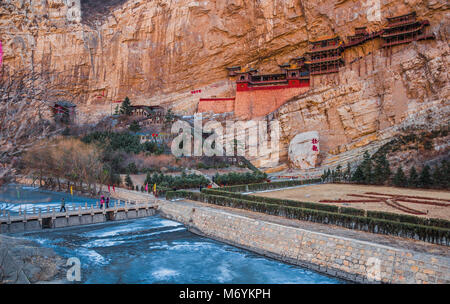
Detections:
[234, 85, 310, 119]
[197, 98, 235, 114]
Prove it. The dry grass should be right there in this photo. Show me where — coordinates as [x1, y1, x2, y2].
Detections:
[254, 184, 450, 220]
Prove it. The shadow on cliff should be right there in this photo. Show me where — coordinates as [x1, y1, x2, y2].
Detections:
[81, 0, 129, 24]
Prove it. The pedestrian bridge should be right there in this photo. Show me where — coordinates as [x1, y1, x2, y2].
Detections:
[0, 200, 157, 234]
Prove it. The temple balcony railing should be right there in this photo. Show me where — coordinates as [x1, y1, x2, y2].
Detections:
[250, 74, 286, 82]
[344, 36, 369, 47]
[248, 79, 289, 86]
[308, 56, 343, 64]
[382, 24, 425, 38]
[381, 33, 434, 48]
[307, 44, 343, 53]
[386, 19, 419, 29]
[310, 68, 340, 75]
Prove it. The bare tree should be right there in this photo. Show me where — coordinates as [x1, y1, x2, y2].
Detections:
[0, 66, 79, 181]
[22, 138, 106, 195]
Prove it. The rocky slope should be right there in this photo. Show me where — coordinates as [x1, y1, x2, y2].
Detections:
[0, 0, 449, 172]
[0, 235, 66, 283]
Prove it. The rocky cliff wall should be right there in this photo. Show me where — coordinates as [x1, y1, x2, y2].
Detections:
[1, 0, 448, 170]
[1, 1, 447, 114]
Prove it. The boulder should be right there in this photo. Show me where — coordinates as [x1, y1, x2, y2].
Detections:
[288, 131, 320, 169]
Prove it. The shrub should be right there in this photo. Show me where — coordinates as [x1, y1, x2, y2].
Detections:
[144, 172, 209, 190]
[168, 191, 449, 245]
[213, 171, 267, 186]
[220, 178, 321, 193]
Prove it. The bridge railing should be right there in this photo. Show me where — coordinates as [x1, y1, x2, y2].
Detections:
[0, 198, 156, 222]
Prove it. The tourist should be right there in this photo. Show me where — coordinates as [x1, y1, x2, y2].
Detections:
[59, 198, 66, 212]
[105, 197, 110, 209]
[100, 195, 105, 208]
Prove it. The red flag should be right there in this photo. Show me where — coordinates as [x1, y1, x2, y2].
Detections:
[108, 185, 111, 192]
[113, 185, 115, 192]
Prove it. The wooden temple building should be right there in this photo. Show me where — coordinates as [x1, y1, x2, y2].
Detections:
[130, 105, 166, 126]
[231, 63, 309, 92]
[381, 12, 434, 48]
[305, 36, 345, 75]
[51, 101, 76, 124]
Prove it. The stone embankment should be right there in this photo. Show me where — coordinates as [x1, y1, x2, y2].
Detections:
[155, 197, 449, 284]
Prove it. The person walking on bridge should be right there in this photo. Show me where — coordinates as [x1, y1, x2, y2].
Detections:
[59, 198, 66, 212]
[100, 195, 105, 209]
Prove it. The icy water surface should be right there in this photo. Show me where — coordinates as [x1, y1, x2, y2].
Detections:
[21, 216, 344, 284]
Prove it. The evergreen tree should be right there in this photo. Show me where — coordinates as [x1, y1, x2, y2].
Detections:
[419, 165, 432, 188]
[330, 169, 336, 182]
[164, 109, 175, 124]
[345, 163, 351, 181]
[352, 166, 364, 183]
[408, 166, 419, 188]
[120, 97, 133, 116]
[129, 121, 141, 132]
[125, 174, 133, 189]
[114, 105, 119, 115]
[321, 170, 327, 182]
[442, 160, 450, 189]
[373, 154, 391, 185]
[393, 166, 407, 187]
[431, 164, 443, 188]
[335, 165, 342, 182]
[361, 151, 373, 184]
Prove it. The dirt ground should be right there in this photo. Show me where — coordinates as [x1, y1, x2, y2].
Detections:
[254, 184, 450, 220]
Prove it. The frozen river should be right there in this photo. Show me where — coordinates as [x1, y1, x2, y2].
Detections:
[3, 184, 343, 284]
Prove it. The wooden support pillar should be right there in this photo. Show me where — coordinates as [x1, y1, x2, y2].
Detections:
[390, 47, 392, 66]
[372, 51, 374, 71]
[358, 59, 361, 77]
[364, 56, 367, 76]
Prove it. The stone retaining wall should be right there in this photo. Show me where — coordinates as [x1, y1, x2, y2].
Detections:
[157, 199, 450, 284]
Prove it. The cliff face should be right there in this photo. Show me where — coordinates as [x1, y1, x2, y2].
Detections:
[1, 0, 449, 170]
[275, 40, 449, 169]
